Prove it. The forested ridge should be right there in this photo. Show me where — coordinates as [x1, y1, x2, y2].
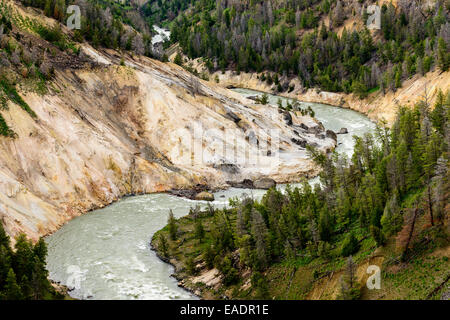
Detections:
[153, 90, 450, 299]
[165, 0, 449, 97]
[8, 0, 450, 98]
[18, 0, 155, 55]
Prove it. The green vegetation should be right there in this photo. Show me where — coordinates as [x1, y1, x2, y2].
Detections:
[160, 0, 449, 97]
[19, 0, 155, 56]
[0, 113, 14, 137]
[0, 2, 56, 129]
[0, 223, 63, 300]
[255, 93, 269, 105]
[0, 78, 37, 118]
[153, 90, 450, 299]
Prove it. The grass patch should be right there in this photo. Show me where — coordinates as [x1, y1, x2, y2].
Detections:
[0, 112, 14, 137]
[0, 78, 37, 118]
[368, 86, 380, 94]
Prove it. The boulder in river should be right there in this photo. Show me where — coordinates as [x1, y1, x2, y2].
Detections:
[254, 178, 276, 189]
[326, 129, 337, 141]
[195, 191, 215, 202]
[338, 128, 348, 134]
[227, 179, 254, 188]
[307, 125, 322, 135]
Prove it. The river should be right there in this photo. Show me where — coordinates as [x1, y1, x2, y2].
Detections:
[45, 89, 376, 300]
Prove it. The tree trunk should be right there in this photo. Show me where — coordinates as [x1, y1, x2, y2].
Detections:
[427, 184, 434, 226]
[402, 208, 418, 261]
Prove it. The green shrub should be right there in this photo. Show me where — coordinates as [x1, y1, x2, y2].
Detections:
[0, 113, 14, 137]
[341, 233, 359, 257]
[0, 78, 36, 118]
[185, 256, 197, 275]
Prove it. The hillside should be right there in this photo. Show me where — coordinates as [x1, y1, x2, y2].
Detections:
[161, 0, 449, 123]
[0, 0, 448, 302]
[165, 0, 449, 93]
[0, 0, 336, 242]
[152, 91, 450, 300]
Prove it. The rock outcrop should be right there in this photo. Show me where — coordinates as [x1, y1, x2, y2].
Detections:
[326, 130, 338, 142]
[194, 192, 215, 202]
[253, 178, 276, 190]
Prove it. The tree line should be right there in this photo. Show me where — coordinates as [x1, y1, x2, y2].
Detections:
[19, 0, 157, 56]
[168, 0, 449, 97]
[0, 224, 62, 300]
[162, 89, 449, 299]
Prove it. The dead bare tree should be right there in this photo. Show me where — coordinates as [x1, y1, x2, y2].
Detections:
[399, 206, 420, 261]
[189, 74, 201, 96]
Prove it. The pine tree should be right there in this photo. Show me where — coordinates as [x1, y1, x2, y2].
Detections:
[31, 257, 50, 300]
[370, 225, 385, 246]
[318, 208, 333, 242]
[4, 269, 23, 300]
[33, 238, 47, 263]
[437, 37, 449, 72]
[338, 256, 360, 300]
[158, 234, 168, 257]
[432, 157, 448, 223]
[0, 244, 11, 288]
[167, 210, 178, 241]
[430, 90, 447, 135]
[194, 219, 205, 242]
[251, 210, 269, 269]
[0, 223, 10, 248]
[12, 234, 34, 282]
[341, 233, 359, 257]
[174, 52, 183, 65]
[381, 194, 403, 236]
[20, 275, 32, 300]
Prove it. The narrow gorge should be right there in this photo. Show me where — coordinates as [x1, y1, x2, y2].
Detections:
[0, 0, 448, 303]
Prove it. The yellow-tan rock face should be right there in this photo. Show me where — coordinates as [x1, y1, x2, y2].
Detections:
[0, 47, 335, 241]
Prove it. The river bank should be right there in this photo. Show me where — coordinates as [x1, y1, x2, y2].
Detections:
[210, 69, 450, 125]
[45, 88, 376, 300]
[169, 50, 449, 126]
[1, 40, 339, 243]
[151, 204, 449, 301]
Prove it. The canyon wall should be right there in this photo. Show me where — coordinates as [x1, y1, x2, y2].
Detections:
[0, 46, 335, 241]
[210, 69, 450, 125]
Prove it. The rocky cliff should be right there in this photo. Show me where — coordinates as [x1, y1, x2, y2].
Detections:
[0, 44, 335, 241]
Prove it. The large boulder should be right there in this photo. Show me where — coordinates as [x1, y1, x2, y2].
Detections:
[195, 191, 215, 202]
[326, 129, 337, 141]
[254, 177, 276, 189]
[225, 110, 241, 123]
[338, 128, 348, 134]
